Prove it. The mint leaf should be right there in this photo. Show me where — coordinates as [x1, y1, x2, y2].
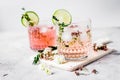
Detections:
[58, 22, 68, 27]
[24, 14, 31, 21]
[33, 54, 40, 65]
[29, 22, 34, 26]
[48, 46, 57, 51]
[53, 16, 59, 21]
[38, 50, 44, 53]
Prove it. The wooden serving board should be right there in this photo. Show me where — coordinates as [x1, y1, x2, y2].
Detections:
[40, 49, 114, 71]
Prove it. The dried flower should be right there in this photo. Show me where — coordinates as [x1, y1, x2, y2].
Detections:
[93, 43, 108, 51]
[75, 71, 80, 76]
[92, 69, 98, 74]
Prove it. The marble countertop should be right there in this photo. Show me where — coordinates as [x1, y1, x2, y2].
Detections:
[0, 27, 120, 80]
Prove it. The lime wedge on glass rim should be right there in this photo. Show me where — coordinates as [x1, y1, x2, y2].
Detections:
[21, 11, 39, 27]
[52, 9, 72, 27]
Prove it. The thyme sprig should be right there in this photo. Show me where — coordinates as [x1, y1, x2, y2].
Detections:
[33, 54, 40, 64]
[52, 16, 69, 42]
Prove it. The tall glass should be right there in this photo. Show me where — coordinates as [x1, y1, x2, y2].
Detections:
[28, 25, 56, 50]
[57, 19, 92, 60]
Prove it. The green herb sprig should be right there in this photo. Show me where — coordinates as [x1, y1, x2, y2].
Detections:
[53, 16, 69, 42]
[21, 8, 35, 26]
[48, 46, 57, 51]
[33, 54, 40, 64]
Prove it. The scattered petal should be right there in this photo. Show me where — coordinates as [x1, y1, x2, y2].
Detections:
[92, 69, 99, 74]
[40, 63, 46, 70]
[75, 71, 80, 76]
[54, 55, 66, 64]
[45, 68, 53, 75]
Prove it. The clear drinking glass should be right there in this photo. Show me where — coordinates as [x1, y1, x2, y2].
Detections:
[28, 25, 56, 50]
[57, 19, 92, 60]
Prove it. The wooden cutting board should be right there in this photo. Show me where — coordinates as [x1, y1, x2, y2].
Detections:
[40, 49, 114, 71]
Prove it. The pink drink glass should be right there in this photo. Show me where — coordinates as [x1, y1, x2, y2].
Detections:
[58, 20, 92, 60]
[28, 25, 56, 50]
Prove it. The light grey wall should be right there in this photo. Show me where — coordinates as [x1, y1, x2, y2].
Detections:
[0, 0, 120, 32]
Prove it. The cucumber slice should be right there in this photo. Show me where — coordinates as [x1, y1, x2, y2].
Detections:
[21, 11, 39, 27]
[52, 9, 72, 27]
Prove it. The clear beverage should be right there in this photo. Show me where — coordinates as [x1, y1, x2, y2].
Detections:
[58, 20, 92, 60]
[28, 25, 56, 50]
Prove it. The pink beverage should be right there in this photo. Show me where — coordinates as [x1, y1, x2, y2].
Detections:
[28, 25, 56, 50]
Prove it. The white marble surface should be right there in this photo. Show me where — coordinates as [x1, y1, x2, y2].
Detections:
[0, 27, 120, 80]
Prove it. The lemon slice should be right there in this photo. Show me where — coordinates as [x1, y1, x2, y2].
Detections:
[21, 11, 39, 27]
[52, 9, 72, 27]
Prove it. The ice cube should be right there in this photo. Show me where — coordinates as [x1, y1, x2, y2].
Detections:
[62, 31, 72, 41]
[40, 26, 48, 33]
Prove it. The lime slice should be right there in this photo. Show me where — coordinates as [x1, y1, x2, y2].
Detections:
[52, 9, 72, 27]
[21, 11, 39, 27]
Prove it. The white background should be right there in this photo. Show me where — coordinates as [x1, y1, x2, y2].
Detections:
[0, 0, 120, 32]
